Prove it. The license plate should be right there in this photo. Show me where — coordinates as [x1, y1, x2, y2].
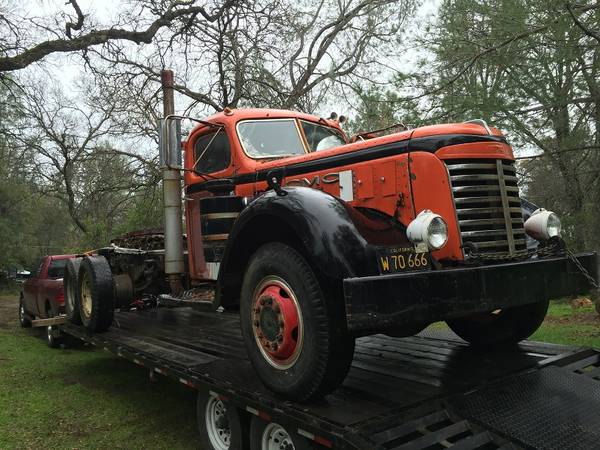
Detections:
[377, 246, 430, 274]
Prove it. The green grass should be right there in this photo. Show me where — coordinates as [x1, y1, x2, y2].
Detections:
[0, 294, 598, 449]
[0, 295, 199, 449]
[530, 300, 600, 347]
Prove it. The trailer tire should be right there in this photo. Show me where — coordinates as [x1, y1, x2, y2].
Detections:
[446, 299, 549, 347]
[64, 257, 83, 325]
[249, 416, 312, 450]
[240, 242, 355, 401]
[18, 296, 32, 328]
[197, 390, 249, 450]
[78, 256, 115, 332]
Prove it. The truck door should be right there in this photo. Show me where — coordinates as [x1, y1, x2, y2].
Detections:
[185, 128, 234, 281]
[23, 258, 44, 315]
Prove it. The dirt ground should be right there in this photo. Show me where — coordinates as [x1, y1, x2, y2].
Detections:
[0, 292, 18, 328]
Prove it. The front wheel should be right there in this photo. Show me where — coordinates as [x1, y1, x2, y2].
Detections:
[240, 242, 355, 401]
[18, 296, 32, 328]
[446, 299, 549, 347]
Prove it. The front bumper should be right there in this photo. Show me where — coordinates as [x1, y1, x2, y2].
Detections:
[343, 252, 598, 335]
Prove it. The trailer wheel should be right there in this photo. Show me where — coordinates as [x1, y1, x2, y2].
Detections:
[46, 325, 63, 348]
[18, 296, 32, 328]
[249, 416, 311, 450]
[78, 256, 115, 332]
[197, 391, 249, 450]
[446, 299, 549, 347]
[240, 242, 355, 401]
[64, 257, 83, 325]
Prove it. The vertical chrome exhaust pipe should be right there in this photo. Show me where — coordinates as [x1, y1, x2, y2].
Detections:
[160, 70, 184, 294]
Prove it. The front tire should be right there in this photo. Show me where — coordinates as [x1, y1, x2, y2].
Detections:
[240, 243, 355, 401]
[78, 256, 115, 332]
[18, 296, 32, 328]
[446, 299, 549, 347]
[64, 257, 83, 325]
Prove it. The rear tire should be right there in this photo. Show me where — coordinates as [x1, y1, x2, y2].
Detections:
[249, 416, 311, 450]
[46, 325, 62, 348]
[446, 299, 549, 347]
[240, 242, 355, 401]
[197, 390, 249, 450]
[64, 257, 83, 325]
[78, 256, 115, 332]
[18, 296, 32, 328]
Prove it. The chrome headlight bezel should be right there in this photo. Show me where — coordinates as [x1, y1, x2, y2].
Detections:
[524, 208, 562, 241]
[407, 210, 449, 251]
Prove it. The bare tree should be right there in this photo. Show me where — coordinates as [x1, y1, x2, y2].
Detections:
[0, 0, 236, 72]
[13, 79, 156, 239]
[88, 0, 416, 114]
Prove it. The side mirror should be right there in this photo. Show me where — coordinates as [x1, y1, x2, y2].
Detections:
[158, 118, 182, 169]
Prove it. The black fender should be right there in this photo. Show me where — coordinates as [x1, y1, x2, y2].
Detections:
[216, 187, 408, 308]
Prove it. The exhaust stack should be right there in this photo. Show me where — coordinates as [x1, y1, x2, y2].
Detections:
[159, 69, 185, 294]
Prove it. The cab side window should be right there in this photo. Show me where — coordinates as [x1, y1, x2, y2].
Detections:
[194, 132, 231, 174]
[300, 121, 346, 152]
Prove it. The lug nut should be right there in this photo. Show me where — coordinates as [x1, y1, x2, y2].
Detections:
[259, 298, 265, 306]
[277, 334, 283, 343]
[265, 298, 273, 306]
[272, 343, 279, 351]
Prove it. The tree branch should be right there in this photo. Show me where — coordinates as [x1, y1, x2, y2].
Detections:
[0, 0, 236, 72]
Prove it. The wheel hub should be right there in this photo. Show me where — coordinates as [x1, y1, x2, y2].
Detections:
[205, 396, 231, 450]
[252, 277, 303, 369]
[262, 423, 295, 450]
[80, 273, 92, 319]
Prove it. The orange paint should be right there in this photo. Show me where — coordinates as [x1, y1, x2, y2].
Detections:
[183, 108, 516, 277]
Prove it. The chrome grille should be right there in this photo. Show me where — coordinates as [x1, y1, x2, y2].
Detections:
[445, 159, 527, 256]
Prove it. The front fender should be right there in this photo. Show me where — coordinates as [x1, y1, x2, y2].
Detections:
[217, 187, 408, 306]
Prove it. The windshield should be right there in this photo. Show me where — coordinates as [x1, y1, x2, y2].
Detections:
[237, 119, 305, 158]
[300, 121, 346, 151]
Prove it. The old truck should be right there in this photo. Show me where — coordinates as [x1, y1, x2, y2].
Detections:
[57, 72, 599, 449]
[19, 254, 76, 347]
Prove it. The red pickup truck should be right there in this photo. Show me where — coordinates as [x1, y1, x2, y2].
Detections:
[19, 255, 75, 328]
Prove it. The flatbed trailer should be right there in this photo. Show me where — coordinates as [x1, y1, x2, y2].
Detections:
[61, 306, 600, 450]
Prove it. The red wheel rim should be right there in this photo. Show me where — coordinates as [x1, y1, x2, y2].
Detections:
[252, 276, 303, 369]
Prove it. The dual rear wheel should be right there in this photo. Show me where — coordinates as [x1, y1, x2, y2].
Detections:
[64, 255, 115, 332]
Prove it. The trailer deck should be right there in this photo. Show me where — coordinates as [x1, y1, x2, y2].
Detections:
[63, 306, 600, 449]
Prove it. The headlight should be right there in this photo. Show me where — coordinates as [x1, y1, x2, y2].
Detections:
[524, 208, 561, 241]
[407, 210, 449, 251]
